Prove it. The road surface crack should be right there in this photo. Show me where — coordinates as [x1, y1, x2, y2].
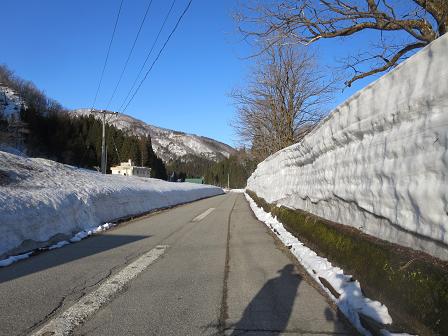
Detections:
[218, 196, 237, 335]
[24, 258, 129, 335]
[22, 296, 66, 336]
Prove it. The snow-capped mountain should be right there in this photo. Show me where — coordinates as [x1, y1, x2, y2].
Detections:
[73, 109, 235, 163]
[0, 82, 235, 163]
[0, 85, 25, 118]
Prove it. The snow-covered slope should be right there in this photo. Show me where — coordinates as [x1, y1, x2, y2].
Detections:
[0, 85, 25, 118]
[0, 150, 223, 258]
[73, 109, 235, 163]
[248, 34, 448, 261]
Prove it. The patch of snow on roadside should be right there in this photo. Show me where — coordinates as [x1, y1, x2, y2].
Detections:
[244, 192, 393, 336]
[229, 189, 245, 193]
[48, 240, 70, 250]
[0, 252, 33, 267]
[0, 222, 118, 267]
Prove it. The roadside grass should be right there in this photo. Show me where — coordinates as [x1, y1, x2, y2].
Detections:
[246, 190, 448, 336]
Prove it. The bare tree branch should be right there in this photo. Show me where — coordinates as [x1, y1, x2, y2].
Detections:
[236, 0, 448, 86]
[231, 42, 334, 161]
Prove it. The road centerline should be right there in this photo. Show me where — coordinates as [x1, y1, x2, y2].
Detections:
[192, 208, 215, 222]
[30, 245, 169, 336]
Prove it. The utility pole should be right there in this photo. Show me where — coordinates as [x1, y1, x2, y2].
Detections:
[101, 112, 106, 174]
[227, 172, 230, 189]
[91, 109, 118, 174]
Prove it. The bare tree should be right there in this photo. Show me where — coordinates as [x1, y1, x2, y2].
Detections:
[236, 0, 448, 86]
[232, 42, 333, 162]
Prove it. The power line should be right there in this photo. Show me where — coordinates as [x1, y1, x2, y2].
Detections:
[117, 0, 177, 112]
[122, 0, 193, 113]
[105, 0, 154, 110]
[91, 0, 124, 110]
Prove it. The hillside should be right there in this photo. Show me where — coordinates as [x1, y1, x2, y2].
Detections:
[0, 84, 25, 119]
[0, 67, 246, 185]
[0, 73, 235, 166]
[73, 108, 236, 163]
[0, 69, 236, 181]
[0, 80, 168, 179]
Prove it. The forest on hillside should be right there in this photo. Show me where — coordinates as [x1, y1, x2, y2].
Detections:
[20, 108, 167, 179]
[0, 65, 167, 179]
[167, 151, 257, 188]
[1, 64, 257, 187]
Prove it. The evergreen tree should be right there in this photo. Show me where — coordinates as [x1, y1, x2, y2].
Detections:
[1, 64, 167, 176]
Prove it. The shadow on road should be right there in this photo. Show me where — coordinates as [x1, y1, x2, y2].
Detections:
[229, 264, 301, 335]
[0, 233, 149, 284]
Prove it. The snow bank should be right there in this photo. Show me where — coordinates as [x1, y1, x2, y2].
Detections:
[245, 193, 408, 336]
[247, 34, 448, 260]
[0, 151, 223, 258]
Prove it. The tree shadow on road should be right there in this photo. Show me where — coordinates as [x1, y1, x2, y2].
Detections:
[229, 264, 301, 335]
[0, 233, 149, 283]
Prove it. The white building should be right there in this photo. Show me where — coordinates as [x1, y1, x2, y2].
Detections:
[111, 159, 151, 178]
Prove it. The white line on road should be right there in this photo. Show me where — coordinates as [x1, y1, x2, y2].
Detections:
[31, 245, 168, 336]
[192, 208, 215, 222]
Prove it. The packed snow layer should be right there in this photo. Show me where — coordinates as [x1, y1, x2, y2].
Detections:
[247, 34, 448, 260]
[0, 151, 223, 258]
[245, 193, 393, 336]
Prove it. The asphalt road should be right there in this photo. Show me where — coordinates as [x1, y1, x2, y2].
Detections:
[0, 192, 353, 336]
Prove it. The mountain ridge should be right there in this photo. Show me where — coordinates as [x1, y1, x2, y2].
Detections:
[72, 108, 235, 163]
[0, 81, 236, 164]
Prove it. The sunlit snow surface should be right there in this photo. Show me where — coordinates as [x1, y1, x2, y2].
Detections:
[248, 34, 448, 260]
[0, 151, 223, 262]
[245, 193, 414, 336]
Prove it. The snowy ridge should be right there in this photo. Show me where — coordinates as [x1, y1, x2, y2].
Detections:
[72, 109, 235, 163]
[244, 192, 409, 336]
[247, 34, 448, 260]
[0, 85, 25, 118]
[0, 151, 223, 259]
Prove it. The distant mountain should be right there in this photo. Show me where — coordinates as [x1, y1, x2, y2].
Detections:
[0, 82, 235, 164]
[72, 109, 236, 163]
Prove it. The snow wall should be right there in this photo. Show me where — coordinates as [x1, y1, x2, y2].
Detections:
[247, 34, 448, 261]
[0, 151, 223, 257]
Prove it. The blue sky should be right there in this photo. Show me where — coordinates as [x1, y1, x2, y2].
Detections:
[1, 0, 386, 147]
